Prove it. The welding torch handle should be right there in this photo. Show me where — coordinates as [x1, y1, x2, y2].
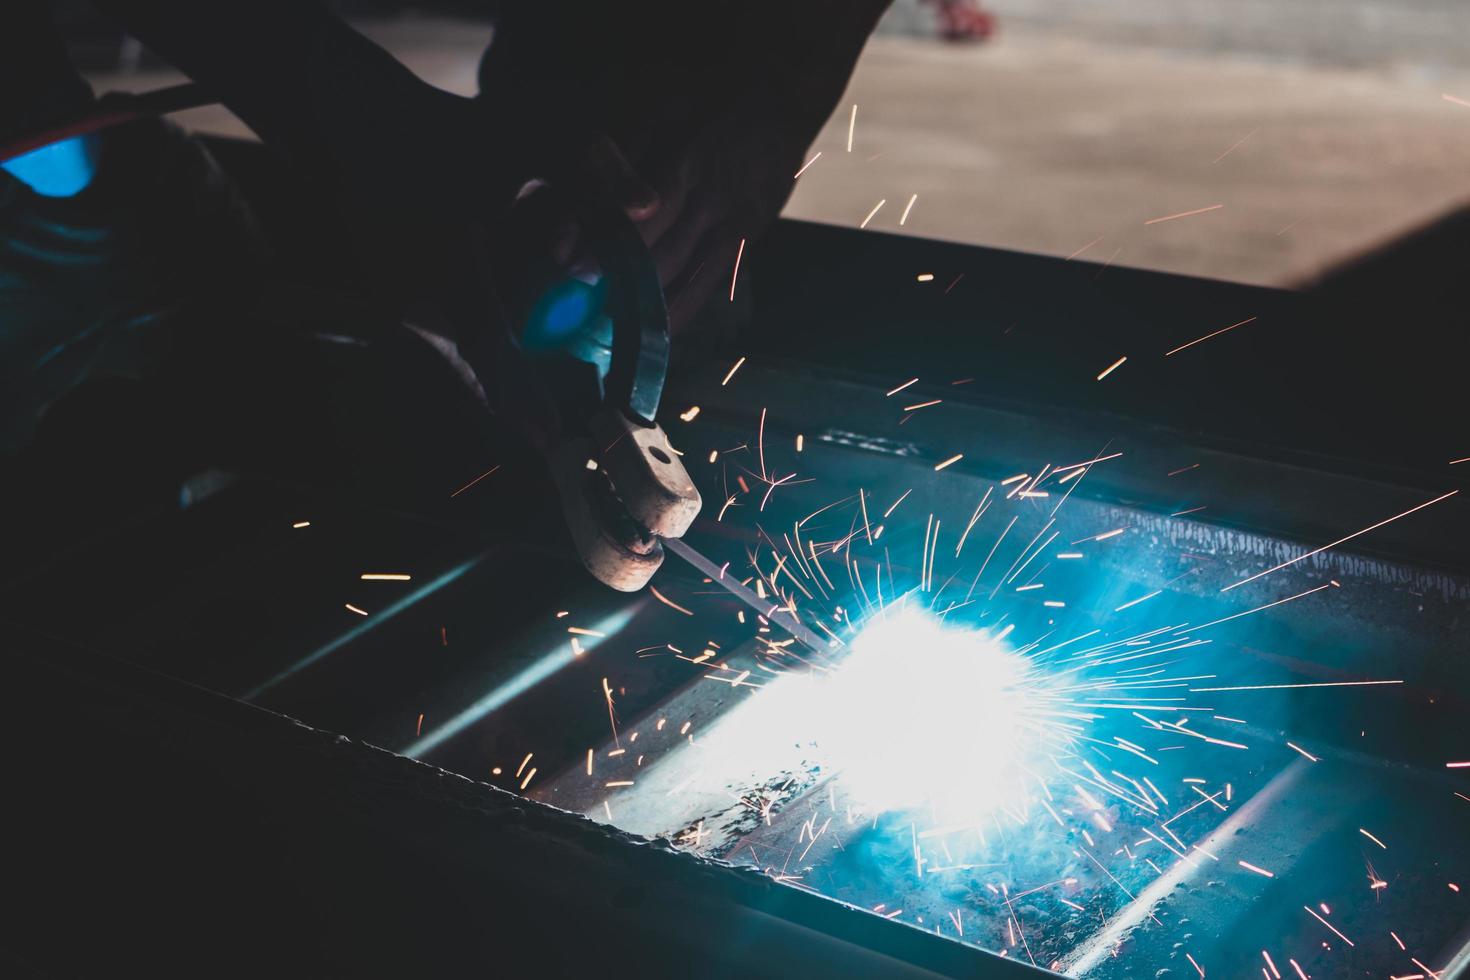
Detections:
[661, 536, 831, 651]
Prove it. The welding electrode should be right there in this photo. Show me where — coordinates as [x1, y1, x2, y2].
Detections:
[662, 536, 829, 651]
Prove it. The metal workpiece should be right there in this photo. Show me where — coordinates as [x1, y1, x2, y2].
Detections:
[1066, 753, 1470, 980]
[523, 292, 1470, 976]
[5, 181, 1467, 978]
[3, 623, 1045, 979]
[533, 566, 1470, 975]
[532, 458, 1470, 976]
[672, 358, 1470, 593]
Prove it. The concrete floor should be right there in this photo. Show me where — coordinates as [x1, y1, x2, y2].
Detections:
[788, 32, 1470, 285]
[92, 16, 1470, 287]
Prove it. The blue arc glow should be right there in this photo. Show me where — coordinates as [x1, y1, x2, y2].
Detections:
[3, 135, 99, 198]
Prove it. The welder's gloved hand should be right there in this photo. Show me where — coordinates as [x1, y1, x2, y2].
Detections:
[307, 74, 656, 326]
[305, 74, 659, 453]
[480, 0, 891, 334]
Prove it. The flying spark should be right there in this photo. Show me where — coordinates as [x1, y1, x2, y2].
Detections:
[721, 356, 747, 386]
[449, 464, 500, 497]
[1145, 204, 1224, 225]
[1211, 128, 1257, 164]
[1222, 490, 1459, 592]
[1165, 317, 1259, 356]
[860, 199, 886, 229]
[729, 238, 746, 301]
[900, 193, 918, 225]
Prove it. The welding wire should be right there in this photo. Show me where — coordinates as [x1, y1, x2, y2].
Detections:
[663, 537, 828, 650]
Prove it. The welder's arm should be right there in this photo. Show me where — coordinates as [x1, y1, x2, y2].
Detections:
[483, 0, 894, 332]
[87, 0, 655, 354]
[640, 0, 894, 330]
[88, 1, 439, 180]
[89, 0, 655, 227]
